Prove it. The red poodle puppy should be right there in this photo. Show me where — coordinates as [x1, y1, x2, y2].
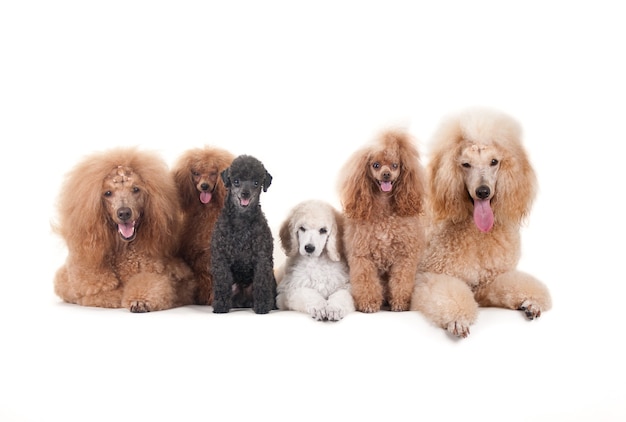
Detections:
[53, 147, 196, 312]
[338, 129, 427, 312]
[171, 146, 235, 305]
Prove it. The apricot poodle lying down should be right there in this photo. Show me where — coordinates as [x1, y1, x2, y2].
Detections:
[53, 147, 196, 312]
[410, 108, 552, 337]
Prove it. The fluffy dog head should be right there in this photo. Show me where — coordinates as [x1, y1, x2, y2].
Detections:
[279, 200, 344, 262]
[428, 107, 537, 231]
[172, 146, 234, 208]
[221, 155, 272, 211]
[338, 129, 426, 219]
[53, 147, 181, 265]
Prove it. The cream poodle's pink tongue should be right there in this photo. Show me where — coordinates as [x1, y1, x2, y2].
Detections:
[473, 200, 494, 232]
[200, 191, 212, 204]
[118, 222, 135, 238]
[380, 181, 393, 192]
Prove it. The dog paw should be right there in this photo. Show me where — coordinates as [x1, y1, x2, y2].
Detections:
[309, 306, 327, 321]
[324, 305, 345, 322]
[519, 300, 542, 320]
[129, 301, 151, 313]
[446, 320, 470, 338]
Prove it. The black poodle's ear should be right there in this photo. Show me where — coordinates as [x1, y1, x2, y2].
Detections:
[263, 171, 273, 192]
[221, 168, 231, 188]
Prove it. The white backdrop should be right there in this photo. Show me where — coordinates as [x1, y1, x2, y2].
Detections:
[1, 1, 624, 421]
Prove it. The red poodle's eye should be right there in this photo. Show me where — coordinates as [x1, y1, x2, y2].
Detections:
[132, 187, 140, 193]
[372, 162, 380, 169]
[319, 228, 328, 235]
[392, 163, 399, 169]
[192, 171, 200, 176]
[104, 191, 112, 197]
[490, 159, 499, 166]
[462, 163, 471, 168]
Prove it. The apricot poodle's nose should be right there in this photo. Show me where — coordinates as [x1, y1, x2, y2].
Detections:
[201, 182, 209, 191]
[117, 207, 132, 221]
[304, 244, 315, 254]
[382, 170, 391, 180]
[476, 185, 491, 199]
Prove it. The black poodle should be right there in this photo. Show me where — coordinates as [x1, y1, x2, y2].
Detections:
[210, 154, 276, 314]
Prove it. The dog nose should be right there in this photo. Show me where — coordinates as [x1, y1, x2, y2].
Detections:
[476, 185, 490, 199]
[117, 207, 132, 221]
[382, 171, 391, 180]
[241, 190, 250, 199]
[304, 244, 315, 254]
[201, 182, 209, 191]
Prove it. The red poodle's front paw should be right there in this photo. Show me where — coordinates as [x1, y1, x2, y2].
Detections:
[356, 301, 381, 313]
[129, 301, 151, 313]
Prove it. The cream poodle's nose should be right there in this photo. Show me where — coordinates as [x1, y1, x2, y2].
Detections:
[476, 185, 490, 199]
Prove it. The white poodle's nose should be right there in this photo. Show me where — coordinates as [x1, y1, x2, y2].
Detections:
[304, 244, 315, 254]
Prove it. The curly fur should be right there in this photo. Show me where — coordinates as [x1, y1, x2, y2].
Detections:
[338, 129, 427, 312]
[276, 200, 354, 321]
[172, 146, 234, 305]
[210, 155, 276, 314]
[53, 147, 196, 312]
[410, 107, 552, 338]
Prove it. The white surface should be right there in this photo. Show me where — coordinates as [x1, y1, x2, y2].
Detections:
[1, 1, 624, 421]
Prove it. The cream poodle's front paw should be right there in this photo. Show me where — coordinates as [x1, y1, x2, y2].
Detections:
[519, 299, 543, 320]
[128, 300, 151, 313]
[446, 320, 471, 338]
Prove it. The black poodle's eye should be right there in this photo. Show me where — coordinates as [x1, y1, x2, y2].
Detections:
[372, 162, 380, 169]
[491, 159, 499, 166]
[462, 163, 471, 168]
[319, 228, 328, 235]
[391, 163, 399, 169]
[299, 226, 306, 232]
[104, 191, 112, 197]
[254, 181, 259, 187]
[233, 179, 240, 187]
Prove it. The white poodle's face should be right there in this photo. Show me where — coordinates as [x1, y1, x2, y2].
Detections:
[296, 223, 330, 257]
[459, 143, 502, 232]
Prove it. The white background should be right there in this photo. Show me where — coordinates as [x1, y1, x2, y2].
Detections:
[1, 1, 624, 421]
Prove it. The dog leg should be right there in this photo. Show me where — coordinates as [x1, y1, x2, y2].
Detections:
[280, 287, 328, 320]
[474, 270, 552, 319]
[326, 289, 356, 321]
[348, 257, 383, 313]
[410, 272, 478, 338]
[122, 272, 177, 312]
[252, 268, 276, 315]
[387, 260, 420, 311]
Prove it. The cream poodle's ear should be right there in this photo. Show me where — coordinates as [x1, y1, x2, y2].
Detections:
[325, 208, 345, 262]
[278, 211, 299, 257]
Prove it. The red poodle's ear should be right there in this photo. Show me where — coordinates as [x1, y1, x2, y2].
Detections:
[221, 168, 231, 188]
[339, 147, 374, 219]
[172, 157, 195, 206]
[392, 136, 426, 217]
[492, 144, 537, 224]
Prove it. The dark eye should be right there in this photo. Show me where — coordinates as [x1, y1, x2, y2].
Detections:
[372, 162, 380, 169]
[233, 179, 240, 187]
[490, 159, 499, 166]
[391, 163, 399, 169]
[319, 228, 328, 235]
[299, 226, 306, 232]
[254, 181, 259, 187]
[132, 186, 140, 193]
[192, 171, 200, 176]
[462, 163, 471, 168]
[104, 191, 112, 197]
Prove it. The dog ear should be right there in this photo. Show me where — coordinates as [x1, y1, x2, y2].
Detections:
[325, 207, 344, 262]
[278, 211, 298, 257]
[220, 168, 231, 188]
[263, 171, 273, 192]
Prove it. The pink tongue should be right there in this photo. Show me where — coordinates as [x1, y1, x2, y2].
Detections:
[473, 200, 494, 232]
[200, 191, 212, 204]
[118, 222, 135, 238]
[380, 181, 393, 192]
[240, 198, 250, 206]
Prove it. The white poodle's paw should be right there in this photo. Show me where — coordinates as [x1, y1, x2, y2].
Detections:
[446, 320, 471, 338]
[324, 305, 345, 322]
[519, 299, 543, 320]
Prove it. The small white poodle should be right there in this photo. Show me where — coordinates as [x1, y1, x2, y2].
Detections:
[276, 200, 354, 321]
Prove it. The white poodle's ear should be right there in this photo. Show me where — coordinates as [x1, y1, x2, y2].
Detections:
[325, 209, 344, 262]
[278, 214, 298, 257]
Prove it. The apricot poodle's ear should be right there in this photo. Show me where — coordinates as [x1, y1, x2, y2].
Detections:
[263, 171, 272, 192]
[325, 208, 344, 262]
[221, 167, 231, 188]
[492, 141, 537, 224]
[428, 132, 470, 223]
[392, 133, 426, 217]
[279, 211, 298, 257]
[338, 146, 375, 219]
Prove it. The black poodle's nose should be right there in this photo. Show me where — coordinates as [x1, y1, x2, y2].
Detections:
[201, 182, 209, 191]
[476, 185, 491, 199]
[117, 207, 132, 221]
[240, 190, 250, 199]
[304, 244, 315, 254]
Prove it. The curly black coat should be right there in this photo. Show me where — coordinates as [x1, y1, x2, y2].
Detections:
[210, 155, 276, 314]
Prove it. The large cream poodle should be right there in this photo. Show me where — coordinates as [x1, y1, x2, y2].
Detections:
[53, 147, 196, 312]
[410, 108, 552, 337]
[338, 129, 427, 313]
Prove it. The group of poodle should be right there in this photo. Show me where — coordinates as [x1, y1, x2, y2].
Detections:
[53, 107, 552, 338]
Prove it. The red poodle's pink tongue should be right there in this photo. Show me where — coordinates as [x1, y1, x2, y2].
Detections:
[473, 200, 494, 232]
[380, 181, 393, 192]
[118, 222, 135, 238]
[200, 191, 212, 204]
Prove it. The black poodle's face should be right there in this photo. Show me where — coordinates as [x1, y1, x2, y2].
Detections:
[221, 155, 272, 212]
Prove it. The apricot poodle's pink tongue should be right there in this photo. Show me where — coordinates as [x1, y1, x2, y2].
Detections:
[200, 191, 212, 204]
[380, 181, 393, 192]
[473, 200, 494, 232]
[118, 222, 135, 238]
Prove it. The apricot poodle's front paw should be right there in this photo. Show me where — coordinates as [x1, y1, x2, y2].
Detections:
[355, 299, 381, 313]
[129, 300, 151, 313]
[446, 320, 471, 338]
[519, 299, 543, 320]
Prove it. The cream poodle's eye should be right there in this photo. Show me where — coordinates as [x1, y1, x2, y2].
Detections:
[491, 159, 499, 166]
[319, 228, 328, 235]
[372, 162, 380, 169]
[462, 163, 471, 168]
[132, 186, 140, 193]
[104, 191, 112, 197]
